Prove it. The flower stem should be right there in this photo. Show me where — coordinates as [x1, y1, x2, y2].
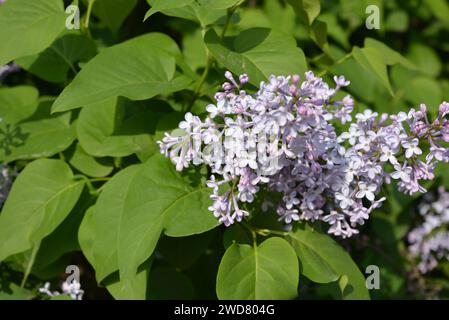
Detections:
[241, 220, 288, 238]
[317, 52, 352, 77]
[89, 177, 111, 182]
[186, 5, 238, 112]
[187, 53, 213, 112]
[85, 0, 96, 30]
[73, 175, 110, 195]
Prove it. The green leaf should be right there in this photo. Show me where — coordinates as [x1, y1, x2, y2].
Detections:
[182, 29, 208, 72]
[262, 0, 297, 35]
[199, 0, 242, 10]
[222, 224, 252, 249]
[105, 268, 149, 300]
[158, 231, 217, 270]
[1, 98, 76, 163]
[0, 159, 84, 262]
[308, 20, 330, 55]
[0, 86, 39, 124]
[144, 0, 194, 21]
[77, 205, 97, 269]
[442, 80, 449, 101]
[91, 0, 138, 33]
[67, 144, 114, 178]
[145, 0, 232, 26]
[33, 189, 92, 270]
[78, 154, 219, 283]
[364, 38, 416, 70]
[347, 39, 415, 99]
[319, 13, 350, 49]
[78, 170, 136, 282]
[216, 237, 299, 300]
[407, 44, 442, 77]
[148, 267, 195, 299]
[426, 0, 449, 22]
[384, 10, 409, 32]
[403, 76, 443, 111]
[16, 32, 97, 83]
[0, 283, 35, 300]
[282, 0, 330, 55]
[76, 97, 159, 158]
[286, 0, 321, 25]
[287, 226, 370, 300]
[0, 0, 67, 65]
[51, 33, 193, 113]
[352, 46, 394, 96]
[330, 46, 383, 104]
[205, 28, 307, 86]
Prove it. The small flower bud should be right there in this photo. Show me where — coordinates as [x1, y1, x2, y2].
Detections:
[439, 101, 449, 118]
[412, 121, 428, 136]
[288, 85, 297, 95]
[222, 82, 233, 91]
[292, 74, 300, 84]
[420, 103, 427, 113]
[239, 74, 249, 85]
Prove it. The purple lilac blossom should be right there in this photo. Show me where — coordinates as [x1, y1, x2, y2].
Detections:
[408, 187, 449, 273]
[158, 71, 449, 238]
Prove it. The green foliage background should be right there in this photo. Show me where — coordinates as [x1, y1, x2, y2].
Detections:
[1, 0, 448, 300]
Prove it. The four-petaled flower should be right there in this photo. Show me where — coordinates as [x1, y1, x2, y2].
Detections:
[402, 138, 422, 158]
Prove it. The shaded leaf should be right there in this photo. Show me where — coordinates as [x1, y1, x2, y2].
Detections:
[67, 144, 114, 178]
[1, 98, 76, 163]
[145, 0, 233, 26]
[287, 226, 370, 300]
[407, 44, 442, 77]
[91, 0, 138, 33]
[0, 86, 39, 124]
[286, 0, 321, 25]
[76, 97, 160, 158]
[216, 237, 299, 300]
[148, 267, 195, 299]
[352, 46, 393, 96]
[78, 154, 218, 284]
[0, 0, 67, 65]
[105, 268, 149, 300]
[0, 159, 84, 262]
[16, 32, 97, 83]
[144, 0, 193, 21]
[205, 28, 307, 86]
[52, 33, 192, 113]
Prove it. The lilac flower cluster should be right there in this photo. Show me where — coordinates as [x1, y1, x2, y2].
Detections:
[39, 280, 84, 300]
[158, 71, 449, 238]
[408, 187, 449, 273]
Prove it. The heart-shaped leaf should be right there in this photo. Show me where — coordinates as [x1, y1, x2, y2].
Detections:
[216, 237, 299, 300]
[0, 159, 84, 262]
